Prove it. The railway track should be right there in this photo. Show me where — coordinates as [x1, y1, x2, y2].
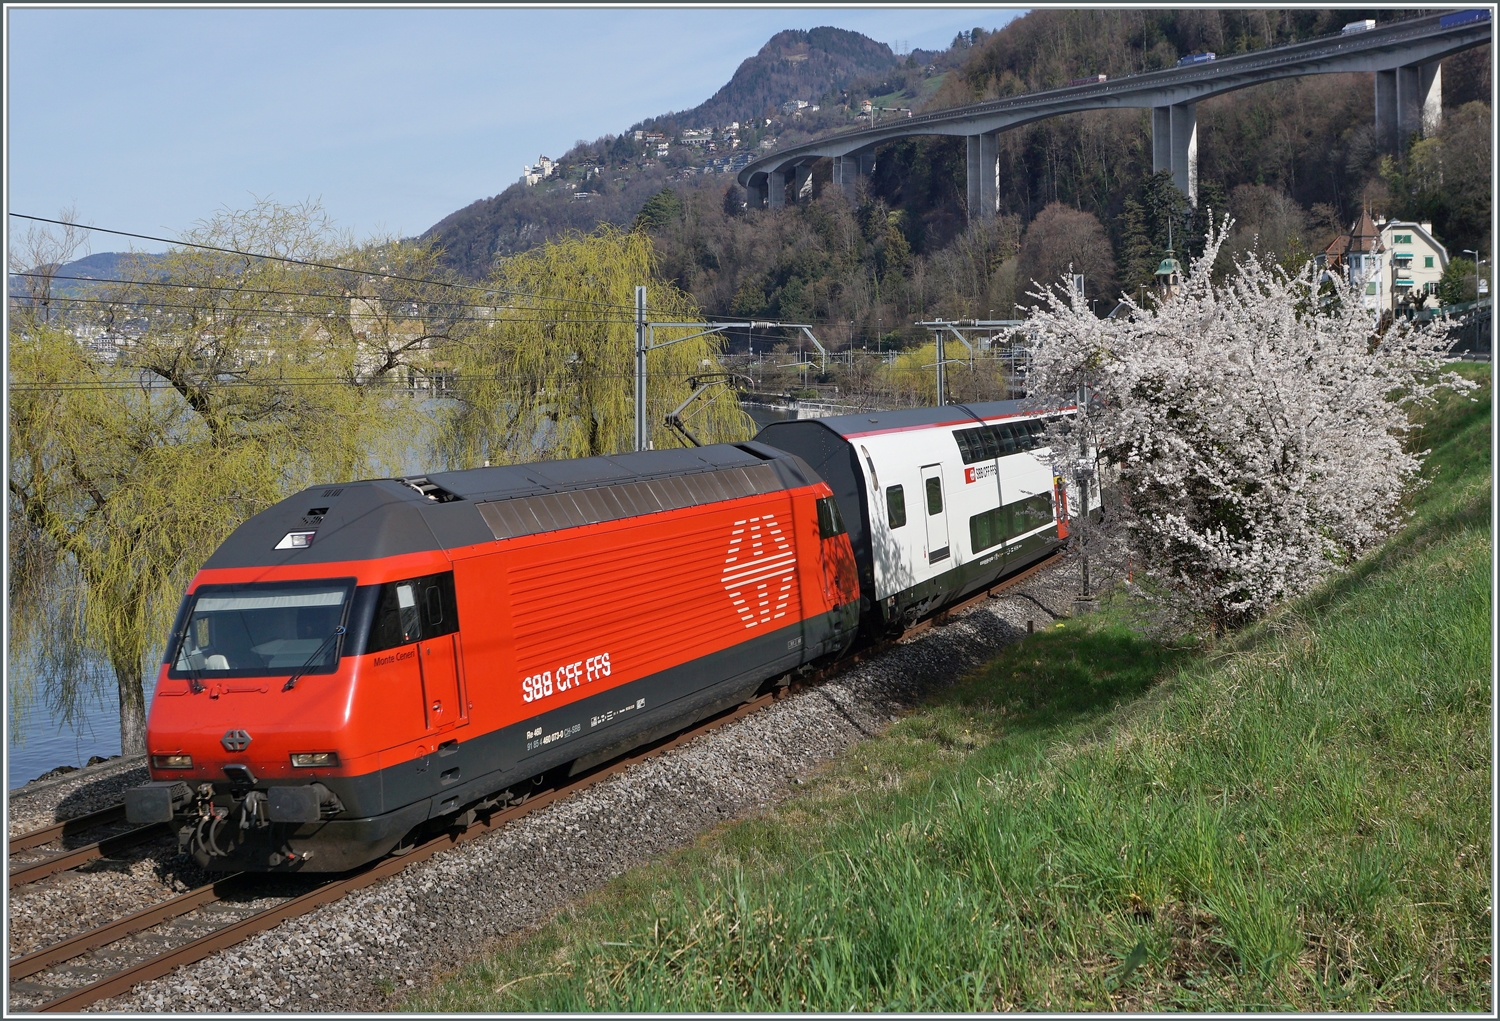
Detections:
[8, 804, 170, 890]
[6, 554, 1057, 1012]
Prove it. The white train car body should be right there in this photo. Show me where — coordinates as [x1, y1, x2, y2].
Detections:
[755, 399, 1097, 631]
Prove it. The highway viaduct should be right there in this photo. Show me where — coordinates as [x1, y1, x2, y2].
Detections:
[737, 11, 1491, 220]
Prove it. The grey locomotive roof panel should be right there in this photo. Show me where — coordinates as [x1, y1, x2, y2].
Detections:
[202, 442, 817, 569]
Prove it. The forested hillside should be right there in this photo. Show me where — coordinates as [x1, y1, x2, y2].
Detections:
[426, 8, 1490, 348]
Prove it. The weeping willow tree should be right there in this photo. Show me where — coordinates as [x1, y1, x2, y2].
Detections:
[435, 227, 753, 468]
[8, 201, 435, 754]
[877, 340, 1011, 407]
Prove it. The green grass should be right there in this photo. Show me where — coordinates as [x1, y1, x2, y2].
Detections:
[412, 366, 1491, 1012]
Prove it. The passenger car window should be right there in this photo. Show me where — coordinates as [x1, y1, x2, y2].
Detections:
[886, 485, 907, 529]
[970, 507, 1004, 553]
[925, 476, 944, 515]
[1011, 493, 1055, 533]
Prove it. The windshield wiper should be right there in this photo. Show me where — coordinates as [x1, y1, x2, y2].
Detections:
[282, 625, 347, 692]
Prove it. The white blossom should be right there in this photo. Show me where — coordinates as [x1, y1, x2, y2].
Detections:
[1024, 217, 1471, 628]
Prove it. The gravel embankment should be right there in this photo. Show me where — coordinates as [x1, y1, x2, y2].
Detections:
[13, 562, 1080, 1014]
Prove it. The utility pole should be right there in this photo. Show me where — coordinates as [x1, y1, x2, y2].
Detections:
[634, 285, 648, 451]
[1463, 250, 1482, 353]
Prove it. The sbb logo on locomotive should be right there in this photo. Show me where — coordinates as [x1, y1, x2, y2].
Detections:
[722, 514, 795, 629]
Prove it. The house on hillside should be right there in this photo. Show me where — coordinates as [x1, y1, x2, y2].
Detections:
[1318, 211, 1448, 312]
[522, 155, 557, 186]
[1318, 211, 1385, 311]
[1378, 219, 1447, 307]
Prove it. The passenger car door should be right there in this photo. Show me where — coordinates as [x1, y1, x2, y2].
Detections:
[921, 465, 950, 565]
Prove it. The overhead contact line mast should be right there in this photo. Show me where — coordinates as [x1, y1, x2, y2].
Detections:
[633, 285, 830, 451]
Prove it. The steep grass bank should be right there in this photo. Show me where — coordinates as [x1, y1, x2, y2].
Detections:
[416, 366, 1491, 1012]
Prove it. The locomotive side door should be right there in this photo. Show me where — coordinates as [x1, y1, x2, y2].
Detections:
[419, 636, 464, 731]
[414, 577, 467, 733]
[921, 464, 950, 565]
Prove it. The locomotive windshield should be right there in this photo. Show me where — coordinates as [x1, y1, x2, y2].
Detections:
[168, 579, 354, 679]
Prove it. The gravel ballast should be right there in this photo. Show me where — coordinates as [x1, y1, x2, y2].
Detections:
[12, 562, 1081, 1013]
[7, 756, 149, 839]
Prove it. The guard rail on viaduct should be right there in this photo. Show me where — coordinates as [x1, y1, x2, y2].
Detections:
[737, 11, 1491, 218]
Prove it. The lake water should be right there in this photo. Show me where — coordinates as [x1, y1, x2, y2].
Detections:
[8, 680, 150, 789]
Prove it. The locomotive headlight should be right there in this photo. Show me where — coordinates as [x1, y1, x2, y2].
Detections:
[290, 752, 339, 768]
[152, 754, 193, 769]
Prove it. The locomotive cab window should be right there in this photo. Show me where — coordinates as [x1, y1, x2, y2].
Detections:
[816, 496, 846, 539]
[886, 485, 907, 529]
[365, 571, 458, 655]
[167, 579, 355, 679]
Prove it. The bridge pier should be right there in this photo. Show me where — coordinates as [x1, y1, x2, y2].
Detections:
[1377, 61, 1441, 154]
[794, 163, 815, 202]
[766, 168, 791, 208]
[747, 175, 768, 209]
[833, 155, 856, 196]
[965, 132, 999, 223]
[1151, 103, 1198, 206]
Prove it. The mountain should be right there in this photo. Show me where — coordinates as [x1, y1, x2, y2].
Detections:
[423, 27, 912, 278]
[9, 252, 166, 300]
[674, 27, 897, 127]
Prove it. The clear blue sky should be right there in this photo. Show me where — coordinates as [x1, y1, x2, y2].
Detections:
[7, 6, 1026, 253]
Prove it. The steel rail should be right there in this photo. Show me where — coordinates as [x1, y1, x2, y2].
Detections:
[27, 688, 790, 1013]
[8, 822, 169, 889]
[17, 550, 1060, 1012]
[8, 875, 245, 979]
[8, 804, 128, 854]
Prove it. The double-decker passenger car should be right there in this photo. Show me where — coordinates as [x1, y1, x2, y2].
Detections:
[754, 399, 1097, 635]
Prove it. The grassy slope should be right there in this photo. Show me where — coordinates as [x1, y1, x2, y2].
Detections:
[415, 366, 1491, 1012]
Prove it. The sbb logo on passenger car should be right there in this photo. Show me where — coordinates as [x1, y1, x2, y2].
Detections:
[521, 652, 611, 704]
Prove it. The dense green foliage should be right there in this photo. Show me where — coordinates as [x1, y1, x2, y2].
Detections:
[415, 366, 1490, 1012]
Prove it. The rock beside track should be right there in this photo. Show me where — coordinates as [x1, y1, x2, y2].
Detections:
[98, 562, 1081, 1013]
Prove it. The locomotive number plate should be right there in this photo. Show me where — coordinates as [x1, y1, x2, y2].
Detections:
[521, 651, 612, 704]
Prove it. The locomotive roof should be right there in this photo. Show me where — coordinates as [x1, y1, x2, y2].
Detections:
[769, 399, 1070, 441]
[202, 442, 818, 569]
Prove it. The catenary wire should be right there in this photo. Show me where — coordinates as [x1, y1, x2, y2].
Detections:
[9, 212, 671, 316]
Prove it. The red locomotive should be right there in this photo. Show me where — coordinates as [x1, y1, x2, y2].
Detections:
[127, 443, 859, 871]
